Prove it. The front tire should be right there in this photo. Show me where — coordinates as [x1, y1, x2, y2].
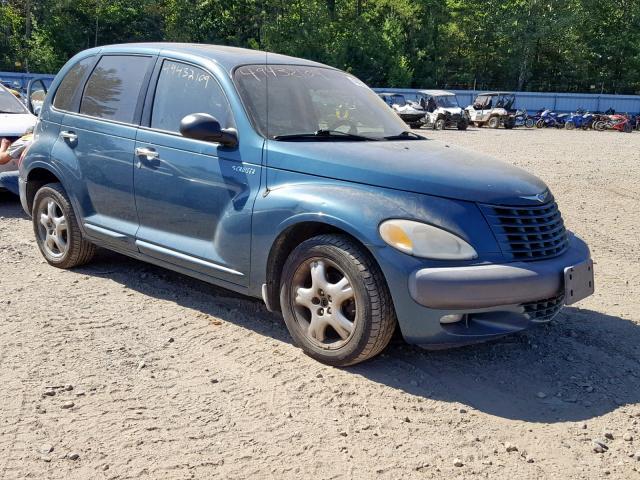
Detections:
[280, 234, 396, 366]
[488, 116, 500, 129]
[32, 183, 95, 268]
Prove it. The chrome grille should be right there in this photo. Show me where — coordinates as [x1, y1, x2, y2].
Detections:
[479, 200, 569, 261]
[523, 294, 565, 322]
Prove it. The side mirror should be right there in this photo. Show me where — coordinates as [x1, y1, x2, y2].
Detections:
[179, 113, 238, 147]
[26, 78, 47, 116]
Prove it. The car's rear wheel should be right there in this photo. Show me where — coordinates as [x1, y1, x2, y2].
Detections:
[280, 234, 396, 366]
[32, 183, 95, 268]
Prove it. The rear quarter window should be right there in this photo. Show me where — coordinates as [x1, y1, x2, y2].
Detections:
[53, 56, 94, 112]
[80, 55, 152, 124]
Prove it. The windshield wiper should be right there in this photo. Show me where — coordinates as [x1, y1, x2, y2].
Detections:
[383, 130, 424, 140]
[273, 129, 378, 141]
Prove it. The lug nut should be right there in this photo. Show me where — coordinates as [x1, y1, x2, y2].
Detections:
[317, 308, 324, 316]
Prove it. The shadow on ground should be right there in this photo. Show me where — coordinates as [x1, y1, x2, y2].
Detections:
[80, 248, 640, 425]
[2, 195, 638, 424]
[0, 192, 27, 218]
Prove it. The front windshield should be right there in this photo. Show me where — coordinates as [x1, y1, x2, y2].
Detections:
[436, 95, 459, 108]
[234, 65, 409, 139]
[0, 85, 28, 114]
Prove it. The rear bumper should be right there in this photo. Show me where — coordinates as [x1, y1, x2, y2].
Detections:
[18, 177, 29, 215]
[409, 234, 591, 310]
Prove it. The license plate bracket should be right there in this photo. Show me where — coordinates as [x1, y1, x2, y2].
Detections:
[564, 259, 594, 305]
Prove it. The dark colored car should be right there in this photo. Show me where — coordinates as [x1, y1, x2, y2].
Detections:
[20, 44, 594, 366]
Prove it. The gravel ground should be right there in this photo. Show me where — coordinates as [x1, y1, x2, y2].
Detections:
[1, 127, 639, 479]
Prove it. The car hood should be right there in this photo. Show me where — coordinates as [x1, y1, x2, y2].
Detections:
[0, 113, 36, 137]
[437, 107, 463, 115]
[267, 138, 548, 205]
[394, 104, 424, 115]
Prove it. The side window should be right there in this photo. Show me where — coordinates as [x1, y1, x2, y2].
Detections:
[80, 55, 152, 123]
[151, 60, 233, 133]
[53, 56, 94, 111]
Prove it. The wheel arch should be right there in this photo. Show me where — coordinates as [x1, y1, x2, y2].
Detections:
[264, 219, 381, 313]
[24, 166, 63, 214]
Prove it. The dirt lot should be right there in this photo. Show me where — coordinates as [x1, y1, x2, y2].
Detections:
[1, 127, 639, 479]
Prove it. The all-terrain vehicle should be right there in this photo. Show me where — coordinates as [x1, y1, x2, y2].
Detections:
[377, 92, 425, 128]
[465, 92, 516, 129]
[418, 90, 469, 130]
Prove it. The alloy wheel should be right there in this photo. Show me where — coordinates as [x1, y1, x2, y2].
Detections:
[290, 257, 357, 350]
[36, 198, 68, 259]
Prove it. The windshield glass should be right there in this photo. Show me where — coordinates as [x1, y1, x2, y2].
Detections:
[0, 85, 28, 114]
[234, 65, 409, 140]
[435, 95, 459, 108]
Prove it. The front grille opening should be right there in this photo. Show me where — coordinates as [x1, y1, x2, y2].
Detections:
[480, 199, 569, 261]
[523, 293, 565, 322]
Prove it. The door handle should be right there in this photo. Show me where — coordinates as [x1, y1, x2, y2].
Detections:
[60, 131, 77, 142]
[135, 147, 159, 160]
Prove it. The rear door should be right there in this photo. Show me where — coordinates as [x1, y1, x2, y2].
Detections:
[58, 54, 155, 249]
[133, 59, 262, 286]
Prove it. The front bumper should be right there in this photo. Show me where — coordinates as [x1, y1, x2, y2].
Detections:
[398, 234, 593, 348]
[409, 234, 591, 309]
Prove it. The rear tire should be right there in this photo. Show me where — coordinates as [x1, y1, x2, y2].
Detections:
[279, 234, 396, 366]
[525, 118, 535, 128]
[32, 183, 95, 269]
[565, 121, 575, 130]
[457, 120, 468, 131]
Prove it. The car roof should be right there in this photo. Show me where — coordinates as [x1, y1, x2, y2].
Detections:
[91, 43, 334, 73]
[477, 92, 514, 96]
[417, 89, 456, 96]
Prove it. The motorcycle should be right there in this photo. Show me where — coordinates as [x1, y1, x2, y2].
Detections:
[594, 114, 633, 133]
[565, 109, 595, 130]
[512, 109, 535, 128]
[535, 109, 567, 128]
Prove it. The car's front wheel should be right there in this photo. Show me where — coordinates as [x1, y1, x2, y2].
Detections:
[32, 183, 95, 268]
[280, 234, 396, 366]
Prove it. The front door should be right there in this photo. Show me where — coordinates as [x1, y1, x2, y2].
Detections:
[133, 59, 262, 286]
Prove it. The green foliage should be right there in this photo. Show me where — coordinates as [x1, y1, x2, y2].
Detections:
[1, 0, 639, 93]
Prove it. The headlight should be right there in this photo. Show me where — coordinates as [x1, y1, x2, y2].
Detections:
[379, 219, 477, 260]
